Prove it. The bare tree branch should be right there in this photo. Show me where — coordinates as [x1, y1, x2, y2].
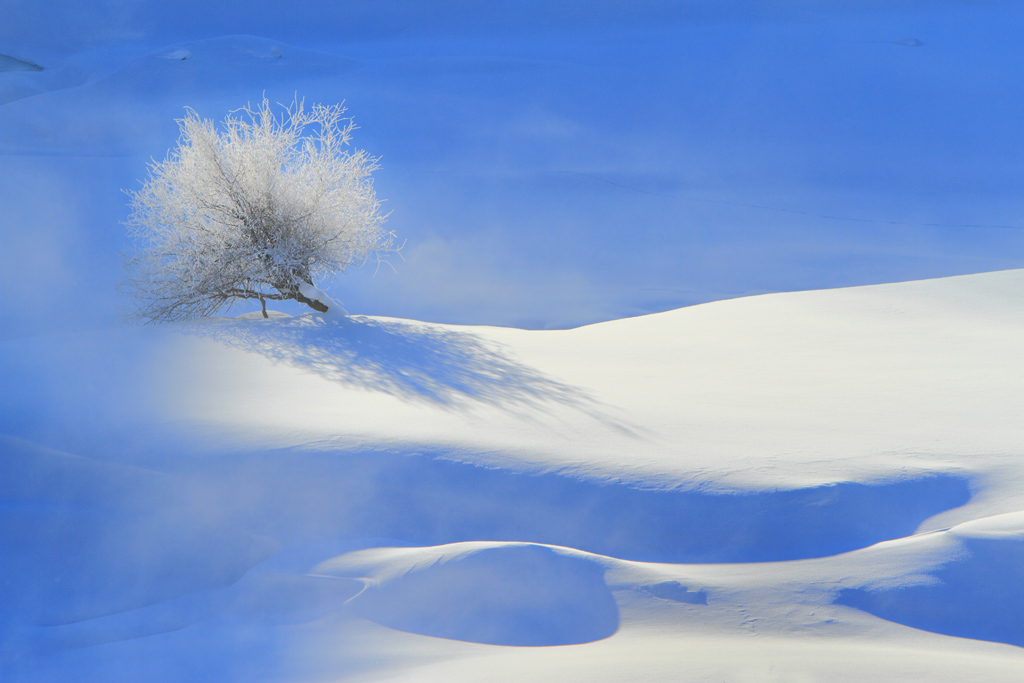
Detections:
[123, 96, 394, 323]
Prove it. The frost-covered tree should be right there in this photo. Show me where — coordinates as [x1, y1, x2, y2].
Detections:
[123, 97, 392, 321]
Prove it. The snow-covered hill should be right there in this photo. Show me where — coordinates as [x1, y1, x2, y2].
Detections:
[3, 270, 1023, 681]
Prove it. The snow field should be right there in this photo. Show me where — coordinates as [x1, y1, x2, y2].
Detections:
[2, 270, 1024, 680]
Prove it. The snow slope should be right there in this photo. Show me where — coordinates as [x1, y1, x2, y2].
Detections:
[2, 269, 1024, 681]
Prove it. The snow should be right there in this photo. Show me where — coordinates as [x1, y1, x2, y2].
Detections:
[5, 4, 1024, 679]
[312, 542, 620, 646]
[297, 282, 346, 318]
[3, 269, 1024, 681]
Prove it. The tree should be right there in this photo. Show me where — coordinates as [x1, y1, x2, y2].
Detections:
[123, 97, 393, 321]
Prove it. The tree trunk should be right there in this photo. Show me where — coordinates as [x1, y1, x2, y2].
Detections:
[292, 288, 329, 313]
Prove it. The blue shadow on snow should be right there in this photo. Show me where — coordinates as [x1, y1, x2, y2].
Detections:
[195, 314, 591, 409]
[836, 536, 1024, 649]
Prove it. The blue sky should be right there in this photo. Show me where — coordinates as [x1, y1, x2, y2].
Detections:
[2, 1, 1024, 336]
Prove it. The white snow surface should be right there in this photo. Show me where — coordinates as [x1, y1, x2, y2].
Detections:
[3, 269, 1024, 681]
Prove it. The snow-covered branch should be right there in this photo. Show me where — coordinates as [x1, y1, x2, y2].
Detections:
[123, 96, 393, 322]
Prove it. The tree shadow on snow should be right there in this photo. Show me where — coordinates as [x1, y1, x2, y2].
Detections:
[195, 314, 595, 411]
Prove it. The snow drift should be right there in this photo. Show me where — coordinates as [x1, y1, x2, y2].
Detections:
[3, 270, 1024, 681]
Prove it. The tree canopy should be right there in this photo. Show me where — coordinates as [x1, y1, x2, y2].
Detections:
[124, 97, 393, 321]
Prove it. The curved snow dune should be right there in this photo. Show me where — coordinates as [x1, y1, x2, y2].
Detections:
[3, 270, 1024, 680]
[313, 542, 619, 646]
[154, 269, 1024, 493]
[0, 434, 970, 639]
[15, 529, 1024, 682]
[4, 269, 1022, 492]
[836, 512, 1024, 648]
